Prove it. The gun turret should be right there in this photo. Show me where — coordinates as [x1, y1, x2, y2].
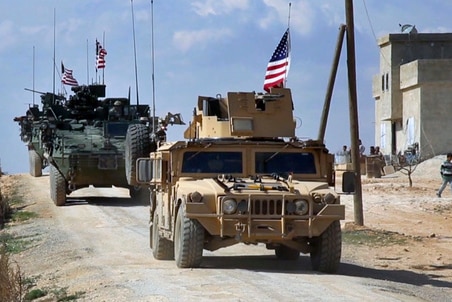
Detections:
[184, 88, 295, 139]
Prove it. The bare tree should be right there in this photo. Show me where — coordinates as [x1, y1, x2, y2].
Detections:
[393, 152, 421, 187]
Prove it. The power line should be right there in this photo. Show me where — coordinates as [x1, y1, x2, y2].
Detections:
[362, 0, 390, 67]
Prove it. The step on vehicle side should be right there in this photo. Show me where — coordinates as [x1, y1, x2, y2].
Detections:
[136, 88, 345, 273]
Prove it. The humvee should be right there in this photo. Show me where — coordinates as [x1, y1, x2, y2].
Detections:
[136, 88, 344, 273]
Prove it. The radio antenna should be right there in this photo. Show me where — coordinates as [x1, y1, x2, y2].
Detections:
[131, 0, 140, 105]
[151, 0, 156, 132]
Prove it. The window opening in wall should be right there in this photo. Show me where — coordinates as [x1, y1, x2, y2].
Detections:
[381, 74, 385, 91]
[385, 73, 389, 90]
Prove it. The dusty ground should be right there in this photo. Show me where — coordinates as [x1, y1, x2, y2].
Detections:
[0, 156, 451, 301]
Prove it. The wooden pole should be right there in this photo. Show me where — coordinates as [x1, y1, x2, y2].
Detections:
[345, 0, 364, 225]
[318, 24, 346, 142]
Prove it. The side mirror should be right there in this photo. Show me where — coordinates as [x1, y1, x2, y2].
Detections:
[136, 158, 152, 183]
[342, 171, 355, 193]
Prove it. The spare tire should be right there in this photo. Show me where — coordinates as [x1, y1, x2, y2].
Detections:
[125, 124, 151, 186]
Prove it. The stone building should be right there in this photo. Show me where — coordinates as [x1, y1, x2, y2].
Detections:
[372, 30, 452, 159]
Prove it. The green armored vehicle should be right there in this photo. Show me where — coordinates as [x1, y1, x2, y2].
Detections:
[15, 84, 154, 206]
[136, 87, 345, 273]
[46, 84, 154, 206]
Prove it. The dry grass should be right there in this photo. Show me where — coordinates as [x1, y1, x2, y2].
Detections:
[0, 245, 24, 302]
[0, 186, 11, 228]
[0, 177, 24, 301]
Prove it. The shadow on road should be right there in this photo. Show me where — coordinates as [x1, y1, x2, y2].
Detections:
[65, 196, 149, 207]
[201, 254, 452, 289]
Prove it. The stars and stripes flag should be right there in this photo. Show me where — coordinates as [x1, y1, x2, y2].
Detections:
[263, 28, 291, 92]
[61, 62, 79, 86]
[96, 40, 107, 69]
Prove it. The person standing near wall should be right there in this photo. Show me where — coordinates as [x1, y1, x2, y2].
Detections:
[437, 153, 452, 197]
[358, 139, 365, 157]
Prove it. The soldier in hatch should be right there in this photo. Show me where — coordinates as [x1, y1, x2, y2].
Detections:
[109, 100, 123, 120]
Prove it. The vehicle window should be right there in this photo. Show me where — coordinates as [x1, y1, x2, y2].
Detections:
[105, 122, 129, 137]
[182, 151, 243, 173]
[255, 152, 316, 174]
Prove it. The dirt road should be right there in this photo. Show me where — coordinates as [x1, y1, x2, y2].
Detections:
[2, 167, 452, 301]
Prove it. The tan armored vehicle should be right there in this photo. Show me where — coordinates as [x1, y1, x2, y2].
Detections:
[136, 88, 345, 273]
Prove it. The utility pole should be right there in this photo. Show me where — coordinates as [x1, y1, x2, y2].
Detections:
[345, 0, 364, 225]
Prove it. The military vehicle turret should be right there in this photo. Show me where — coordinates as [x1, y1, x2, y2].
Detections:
[135, 87, 345, 273]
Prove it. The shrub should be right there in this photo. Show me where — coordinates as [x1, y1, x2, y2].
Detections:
[0, 245, 24, 302]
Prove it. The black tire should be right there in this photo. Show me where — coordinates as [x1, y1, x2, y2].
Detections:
[125, 124, 151, 186]
[50, 165, 66, 206]
[310, 220, 342, 273]
[29, 150, 42, 177]
[174, 206, 204, 268]
[275, 245, 300, 260]
[151, 210, 174, 260]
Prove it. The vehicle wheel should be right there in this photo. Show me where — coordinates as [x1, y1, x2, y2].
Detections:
[151, 210, 174, 260]
[174, 206, 204, 268]
[125, 124, 151, 186]
[275, 245, 300, 260]
[29, 150, 42, 177]
[310, 220, 342, 273]
[50, 165, 66, 206]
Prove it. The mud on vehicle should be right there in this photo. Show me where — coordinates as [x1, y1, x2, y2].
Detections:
[136, 88, 345, 273]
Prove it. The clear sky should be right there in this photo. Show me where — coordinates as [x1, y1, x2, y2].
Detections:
[1, 0, 451, 174]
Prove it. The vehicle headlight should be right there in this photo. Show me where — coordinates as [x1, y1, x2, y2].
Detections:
[222, 198, 237, 214]
[294, 199, 309, 215]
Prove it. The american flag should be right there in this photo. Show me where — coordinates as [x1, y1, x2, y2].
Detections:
[61, 62, 79, 86]
[96, 40, 107, 69]
[263, 28, 291, 92]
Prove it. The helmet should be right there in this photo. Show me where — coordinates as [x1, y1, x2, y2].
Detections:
[114, 100, 122, 106]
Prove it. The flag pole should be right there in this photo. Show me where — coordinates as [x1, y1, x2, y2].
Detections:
[102, 31, 106, 85]
[95, 39, 98, 83]
[287, 2, 291, 28]
[285, 3, 291, 88]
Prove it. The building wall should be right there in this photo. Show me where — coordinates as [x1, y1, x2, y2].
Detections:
[374, 33, 452, 158]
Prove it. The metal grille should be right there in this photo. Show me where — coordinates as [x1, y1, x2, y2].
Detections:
[250, 199, 285, 215]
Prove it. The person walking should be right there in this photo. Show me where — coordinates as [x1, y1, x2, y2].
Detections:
[437, 153, 452, 197]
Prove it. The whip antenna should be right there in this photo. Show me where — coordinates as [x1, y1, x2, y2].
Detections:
[131, 0, 140, 105]
[151, 0, 156, 132]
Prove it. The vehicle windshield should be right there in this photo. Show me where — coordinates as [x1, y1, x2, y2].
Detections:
[105, 122, 129, 137]
[255, 152, 316, 174]
[182, 151, 243, 173]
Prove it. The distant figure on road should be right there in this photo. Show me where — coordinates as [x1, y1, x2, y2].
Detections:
[437, 153, 452, 197]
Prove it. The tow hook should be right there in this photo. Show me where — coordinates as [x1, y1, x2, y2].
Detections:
[235, 222, 246, 241]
